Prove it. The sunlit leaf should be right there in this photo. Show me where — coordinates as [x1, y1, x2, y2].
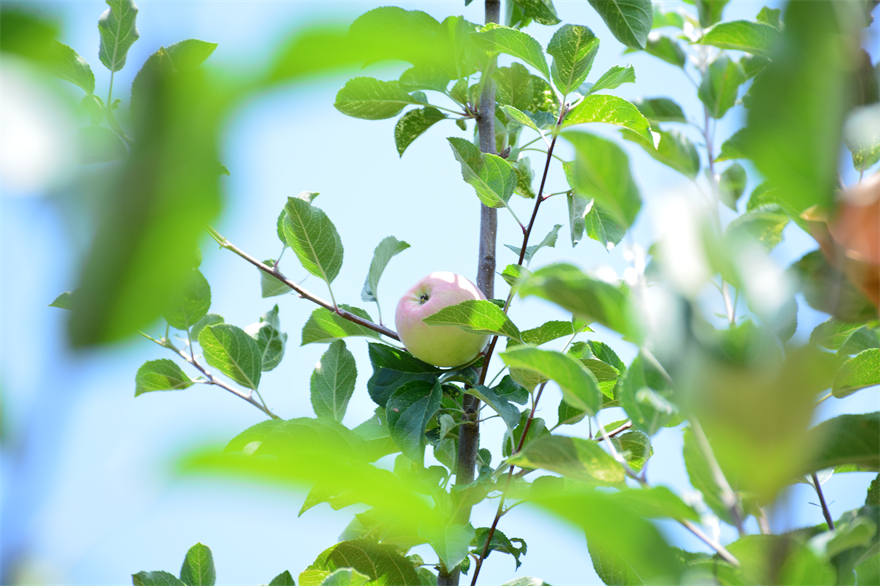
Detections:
[51, 42, 95, 94]
[697, 20, 780, 59]
[620, 127, 700, 179]
[509, 435, 624, 486]
[134, 359, 194, 396]
[546, 24, 600, 95]
[311, 340, 357, 422]
[283, 197, 343, 286]
[424, 299, 522, 341]
[698, 54, 745, 119]
[448, 137, 517, 208]
[98, 0, 139, 72]
[586, 0, 652, 49]
[585, 65, 636, 95]
[163, 268, 211, 331]
[198, 324, 262, 390]
[471, 24, 551, 80]
[334, 77, 417, 120]
[565, 95, 653, 142]
[394, 107, 446, 157]
[500, 346, 602, 415]
[179, 543, 216, 586]
[301, 305, 382, 345]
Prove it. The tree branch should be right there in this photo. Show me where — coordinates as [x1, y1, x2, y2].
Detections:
[205, 226, 399, 341]
[811, 472, 836, 530]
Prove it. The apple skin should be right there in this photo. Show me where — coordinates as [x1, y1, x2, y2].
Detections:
[395, 272, 489, 367]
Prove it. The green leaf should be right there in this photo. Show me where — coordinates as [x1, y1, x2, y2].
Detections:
[311, 340, 357, 422]
[471, 528, 527, 570]
[653, 7, 685, 29]
[447, 137, 517, 208]
[311, 540, 420, 586]
[418, 522, 475, 572]
[367, 343, 441, 408]
[519, 320, 587, 346]
[179, 543, 216, 586]
[833, 349, 880, 398]
[716, 128, 747, 162]
[514, 156, 537, 199]
[620, 127, 700, 179]
[698, 54, 745, 119]
[191, 313, 224, 342]
[697, 20, 780, 59]
[283, 196, 343, 286]
[260, 260, 290, 298]
[134, 359, 194, 396]
[546, 24, 600, 95]
[500, 347, 602, 415]
[51, 42, 95, 94]
[518, 263, 639, 340]
[725, 205, 789, 251]
[509, 0, 561, 26]
[806, 413, 880, 474]
[610, 430, 652, 471]
[695, 0, 730, 29]
[586, 0, 652, 49]
[334, 77, 417, 120]
[565, 95, 653, 143]
[789, 251, 877, 323]
[399, 65, 451, 93]
[620, 355, 676, 436]
[301, 305, 382, 345]
[132, 571, 186, 586]
[494, 63, 536, 111]
[644, 34, 686, 68]
[198, 324, 262, 390]
[586, 65, 636, 95]
[810, 318, 876, 351]
[163, 269, 211, 331]
[868, 475, 880, 506]
[683, 426, 737, 525]
[500, 105, 542, 134]
[165, 39, 217, 70]
[98, 0, 139, 72]
[564, 131, 643, 230]
[471, 24, 551, 80]
[424, 299, 522, 341]
[361, 236, 410, 308]
[246, 306, 287, 372]
[632, 97, 686, 124]
[394, 107, 446, 157]
[49, 291, 75, 310]
[386, 379, 443, 464]
[566, 191, 589, 248]
[719, 162, 747, 210]
[505, 224, 561, 264]
[509, 435, 625, 486]
[756, 6, 782, 28]
[269, 571, 295, 586]
[608, 486, 700, 522]
[468, 384, 521, 435]
[75, 126, 128, 164]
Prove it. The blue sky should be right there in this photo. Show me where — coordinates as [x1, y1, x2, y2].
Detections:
[2, 1, 879, 584]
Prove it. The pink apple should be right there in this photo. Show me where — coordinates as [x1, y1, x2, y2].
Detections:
[395, 272, 489, 367]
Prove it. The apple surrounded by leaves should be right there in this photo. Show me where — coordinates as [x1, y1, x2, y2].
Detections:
[395, 272, 489, 367]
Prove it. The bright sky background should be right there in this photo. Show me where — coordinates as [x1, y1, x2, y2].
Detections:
[2, 1, 879, 585]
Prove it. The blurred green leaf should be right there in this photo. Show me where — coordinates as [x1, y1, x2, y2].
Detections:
[653, 7, 685, 30]
[134, 359, 194, 396]
[565, 96, 653, 143]
[418, 522, 474, 572]
[132, 571, 186, 586]
[609, 486, 699, 522]
[809, 318, 877, 351]
[697, 20, 780, 58]
[620, 355, 675, 436]
[399, 65, 451, 93]
[386, 379, 442, 464]
[695, 0, 730, 29]
[586, 0, 651, 49]
[621, 127, 700, 179]
[283, 196, 343, 286]
[199, 324, 262, 390]
[165, 39, 217, 71]
[335, 77, 417, 120]
[163, 268, 211, 331]
[644, 34, 686, 68]
[566, 191, 589, 248]
[632, 97, 686, 124]
[425, 298, 520, 341]
[509, 435, 625, 486]
[725, 206, 789, 251]
[726, 534, 835, 585]
[805, 413, 880, 473]
[0, 9, 59, 63]
[789, 250, 877, 323]
[719, 162, 747, 210]
[179, 543, 215, 586]
[564, 132, 643, 231]
[698, 54, 745, 119]
[448, 137, 517, 208]
[683, 426, 737, 525]
[546, 24, 600, 95]
[319, 569, 370, 586]
[586, 65, 636, 95]
[75, 126, 127, 164]
[716, 128, 746, 162]
[471, 528, 527, 570]
[394, 107, 446, 157]
[610, 430, 652, 472]
[51, 42, 95, 94]
[347, 7, 442, 69]
[843, 104, 880, 172]
[500, 346, 601, 415]
[367, 343, 441, 408]
[98, 0, 139, 72]
[472, 24, 551, 80]
[191, 313, 224, 342]
[311, 340, 357, 422]
[301, 305, 382, 345]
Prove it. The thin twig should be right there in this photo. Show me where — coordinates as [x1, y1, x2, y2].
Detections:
[811, 472, 836, 530]
[205, 226, 399, 341]
[690, 418, 746, 537]
[682, 519, 740, 567]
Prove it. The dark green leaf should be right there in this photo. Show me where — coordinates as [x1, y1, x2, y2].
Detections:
[361, 236, 410, 309]
[698, 54, 745, 119]
[367, 343, 441, 408]
[719, 162, 747, 211]
[163, 269, 211, 331]
[246, 306, 287, 372]
[565, 96, 653, 143]
[695, 0, 730, 29]
[508, 435, 625, 486]
[471, 24, 551, 80]
[301, 305, 382, 345]
[509, 0, 561, 26]
[564, 132, 643, 230]
[514, 156, 537, 199]
[268, 571, 295, 586]
[394, 107, 446, 157]
[283, 196, 343, 286]
[468, 384, 520, 435]
[632, 97, 686, 124]
[198, 324, 262, 390]
[586, 0, 652, 49]
[386, 379, 443, 464]
[644, 34, 686, 68]
[311, 340, 357, 422]
[806, 413, 880, 474]
[134, 359, 193, 396]
[505, 224, 561, 264]
[334, 77, 417, 120]
[500, 346, 602, 415]
[447, 137, 517, 208]
[424, 299, 522, 341]
[98, 0, 139, 72]
[716, 128, 747, 162]
[471, 528, 527, 570]
[697, 20, 780, 59]
[868, 475, 880, 506]
[620, 127, 700, 179]
[179, 543, 216, 586]
[260, 260, 290, 298]
[75, 126, 127, 164]
[789, 250, 877, 323]
[586, 65, 636, 95]
[833, 349, 880, 398]
[546, 24, 600, 95]
[51, 42, 95, 94]
[49, 291, 75, 310]
[132, 571, 186, 586]
[165, 39, 217, 71]
[518, 263, 640, 340]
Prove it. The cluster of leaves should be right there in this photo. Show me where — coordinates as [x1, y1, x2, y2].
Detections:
[26, 0, 880, 584]
[133, 542, 294, 586]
